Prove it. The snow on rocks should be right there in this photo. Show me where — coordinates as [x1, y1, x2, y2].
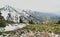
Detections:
[4, 23, 26, 31]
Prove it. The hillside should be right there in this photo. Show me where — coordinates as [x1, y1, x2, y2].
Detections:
[0, 5, 60, 24]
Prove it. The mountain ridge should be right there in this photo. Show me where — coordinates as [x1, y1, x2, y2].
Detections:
[0, 5, 60, 24]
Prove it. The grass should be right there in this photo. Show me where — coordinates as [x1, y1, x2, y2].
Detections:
[21, 23, 60, 34]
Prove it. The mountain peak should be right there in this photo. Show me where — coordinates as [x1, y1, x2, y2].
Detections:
[4, 5, 11, 8]
[0, 5, 17, 12]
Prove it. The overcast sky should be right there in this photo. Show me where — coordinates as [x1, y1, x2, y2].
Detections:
[0, 0, 60, 13]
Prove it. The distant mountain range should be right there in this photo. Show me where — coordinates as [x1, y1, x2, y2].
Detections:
[0, 5, 60, 24]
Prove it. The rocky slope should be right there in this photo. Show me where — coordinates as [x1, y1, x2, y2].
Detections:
[0, 5, 60, 24]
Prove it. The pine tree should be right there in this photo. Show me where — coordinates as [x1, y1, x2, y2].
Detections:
[19, 18, 23, 23]
[29, 20, 34, 24]
[0, 11, 6, 27]
[57, 20, 60, 24]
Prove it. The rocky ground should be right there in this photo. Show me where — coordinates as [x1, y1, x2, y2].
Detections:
[1, 30, 60, 37]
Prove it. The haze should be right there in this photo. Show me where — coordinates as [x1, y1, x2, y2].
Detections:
[0, 0, 60, 13]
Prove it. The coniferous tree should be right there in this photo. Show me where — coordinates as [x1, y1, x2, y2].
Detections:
[0, 11, 6, 27]
[57, 20, 60, 24]
[19, 18, 23, 23]
[29, 20, 34, 24]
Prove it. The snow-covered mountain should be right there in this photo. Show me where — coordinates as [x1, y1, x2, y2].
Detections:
[0, 5, 60, 24]
[0, 5, 20, 22]
[0, 5, 40, 24]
